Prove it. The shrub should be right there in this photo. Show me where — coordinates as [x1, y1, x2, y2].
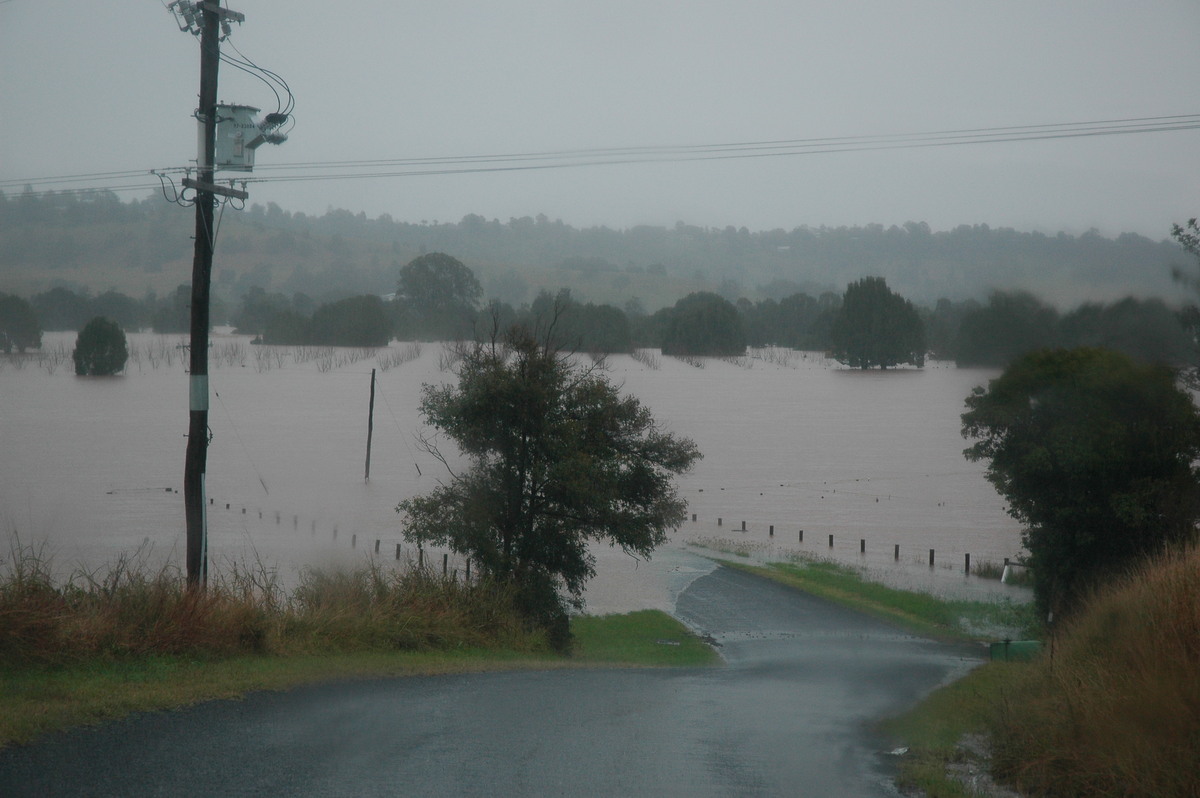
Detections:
[73, 316, 128, 375]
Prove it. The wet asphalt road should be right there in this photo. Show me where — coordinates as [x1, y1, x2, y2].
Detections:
[0, 566, 981, 796]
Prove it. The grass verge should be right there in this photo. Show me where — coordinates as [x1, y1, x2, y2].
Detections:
[724, 557, 1039, 643]
[0, 610, 713, 748]
[0, 540, 716, 748]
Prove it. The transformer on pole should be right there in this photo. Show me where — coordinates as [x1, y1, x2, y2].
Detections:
[167, 0, 287, 586]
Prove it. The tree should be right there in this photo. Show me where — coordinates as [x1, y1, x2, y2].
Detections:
[308, 295, 392, 347]
[396, 253, 482, 340]
[73, 316, 128, 375]
[829, 277, 925, 369]
[660, 291, 745, 356]
[962, 347, 1200, 616]
[955, 291, 1058, 367]
[397, 325, 701, 648]
[0, 293, 42, 353]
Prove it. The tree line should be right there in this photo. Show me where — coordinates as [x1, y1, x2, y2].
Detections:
[1, 187, 1190, 310]
[4, 252, 1197, 372]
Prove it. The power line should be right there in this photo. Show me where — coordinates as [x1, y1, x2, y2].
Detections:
[4, 113, 1197, 196]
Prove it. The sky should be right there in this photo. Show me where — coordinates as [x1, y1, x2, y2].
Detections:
[1, 0, 1198, 239]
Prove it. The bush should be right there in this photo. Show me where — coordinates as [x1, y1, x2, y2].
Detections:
[989, 545, 1200, 797]
[72, 316, 128, 375]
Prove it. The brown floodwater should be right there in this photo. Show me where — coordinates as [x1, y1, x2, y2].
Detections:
[0, 333, 1029, 611]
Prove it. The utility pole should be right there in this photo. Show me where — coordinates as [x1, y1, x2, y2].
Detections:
[182, 3, 220, 588]
[178, 1, 245, 587]
[168, 1, 281, 586]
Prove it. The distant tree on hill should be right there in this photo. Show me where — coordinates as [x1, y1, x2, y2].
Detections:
[0, 293, 42, 353]
[73, 316, 127, 375]
[829, 277, 924, 369]
[661, 292, 745, 357]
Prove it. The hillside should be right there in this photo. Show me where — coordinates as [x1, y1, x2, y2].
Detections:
[0, 189, 1189, 311]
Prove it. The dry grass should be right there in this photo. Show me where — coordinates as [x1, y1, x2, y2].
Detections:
[0, 540, 543, 666]
[989, 544, 1200, 797]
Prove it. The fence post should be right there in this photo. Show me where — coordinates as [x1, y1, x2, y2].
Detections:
[894, 544, 900, 561]
[929, 548, 935, 567]
[799, 529, 803, 543]
[395, 543, 401, 560]
[351, 533, 356, 549]
[741, 520, 746, 531]
[860, 539, 865, 554]
[769, 525, 774, 537]
[965, 552, 971, 575]
[828, 534, 834, 549]
[718, 518, 723, 527]
[374, 539, 380, 554]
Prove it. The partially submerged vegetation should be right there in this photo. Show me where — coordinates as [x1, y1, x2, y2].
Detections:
[713, 553, 1039, 643]
[0, 541, 714, 747]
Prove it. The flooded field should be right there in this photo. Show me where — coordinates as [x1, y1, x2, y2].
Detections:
[0, 332, 1029, 612]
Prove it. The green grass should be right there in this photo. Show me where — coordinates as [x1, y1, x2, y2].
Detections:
[0, 610, 714, 748]
[727, 557, 1040, 643]
[570, 609, 720, 667]
[878, 662, 1028, 797]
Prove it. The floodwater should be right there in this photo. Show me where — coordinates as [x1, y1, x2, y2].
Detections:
[0, 333, 1029, 612]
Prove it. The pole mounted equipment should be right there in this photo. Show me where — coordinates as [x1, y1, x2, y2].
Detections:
[166, 1, 289, 587]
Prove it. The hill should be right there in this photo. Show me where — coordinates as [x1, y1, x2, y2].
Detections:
[0, 189, 1189, 311]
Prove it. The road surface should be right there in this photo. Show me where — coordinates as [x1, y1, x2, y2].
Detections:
[0, 564, 981, 796]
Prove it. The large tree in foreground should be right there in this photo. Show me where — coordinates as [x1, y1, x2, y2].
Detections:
[397, 326, 701, 647]
[830, 276, 924, 369]
[962, 347, 1200, 617]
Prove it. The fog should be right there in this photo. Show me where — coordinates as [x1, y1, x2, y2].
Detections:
[2, 1, 1198, 238]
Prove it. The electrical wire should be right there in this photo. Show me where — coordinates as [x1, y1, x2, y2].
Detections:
[4, 114, 1197, 198]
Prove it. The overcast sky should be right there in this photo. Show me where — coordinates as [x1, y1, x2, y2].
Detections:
[2, 1, 1198, 238]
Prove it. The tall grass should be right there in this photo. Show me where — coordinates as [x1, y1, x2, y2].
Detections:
[0, 541, 544, 666]
[989, 545, 1200, 797]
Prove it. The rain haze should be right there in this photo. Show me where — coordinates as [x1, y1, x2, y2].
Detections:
[2, 0, 1199, 238]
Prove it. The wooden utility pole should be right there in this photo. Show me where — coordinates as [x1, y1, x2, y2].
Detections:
[183, 2, 221, 588]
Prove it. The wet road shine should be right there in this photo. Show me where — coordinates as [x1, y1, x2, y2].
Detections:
[0, 566, 980, 796]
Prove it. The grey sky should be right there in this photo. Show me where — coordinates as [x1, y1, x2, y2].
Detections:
[2, 1, 1198, 238]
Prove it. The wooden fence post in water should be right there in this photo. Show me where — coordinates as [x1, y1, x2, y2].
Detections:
[351, 533, 356, 549]
[769, 525, 774, 537]
[741, 520, 746, 531]
[395, 543, 401, 560]
[799, 530, 803, 543]
[965, 553, 971, 574]
[718, 518, 722, 526]
[929, 548, 935, 567]
[894, 544, 900, 561]
[692, 513, 696, 522]
[828, 534, 834, 549]
[374, 539, 380, 554]
[860, 539, 865, 554]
